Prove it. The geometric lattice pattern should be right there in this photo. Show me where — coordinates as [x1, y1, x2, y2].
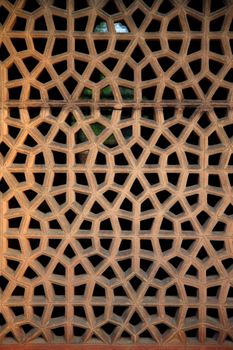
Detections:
[1, 0, 233, 346]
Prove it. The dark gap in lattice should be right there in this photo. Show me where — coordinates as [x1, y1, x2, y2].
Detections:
[114, 259, 132, 274]
[213, 87, 229, 100]
[129, 276, 142, 290]
[228, 174, 233, 186]
[23, 57, 39, 72]
[75, 16, 88, 31]
[189, 59, 201, 75]
[52, 282, 65, 296]
[230, 38, 233, 53]
[187, 15, 202, 31]
[167, 152, 179, 165]
[187, 0, 203, 12]
[21, 324, 34, 335]
[7, 258, 20, 271]
[160, 217, 173, 231]
[93, 284, 105, 297]
[188, 39, 201, 54]
[131, 45, 145, 62]
[0, 5, 9, 25]
[163, 87, 176, 100]
[168, 16, 182, 31]
[48, 238, 61, 249]
[165, 306, 179, 318]
[121, 0, 133, 7]
[103, 57, 118, 71]
[143, 0, 154, 7]
[115, 40, 130, 52]
[120, 107, 132, 120]
[29, 86, 41, 99]
[141, 126, 154, 140]
[91, 201, 104, 214]
[34, 152, 45, 165]
[208, 174, 221, 187]
[145, 286, 158, 297]
[11, 38, 27, 52]
[183, 87, 198, 100]
[103, 0, 119, 15]
[34, 16, 47, 30]
[209, 59, 223, 75]
[146, 19, 161, 32]
[24, 189, 37, 201]
[166, 284, 179, 297]
[0, 42, 10, 60]
[198, 113, 211, 128]
[206, 328, 219, 342]
[170, 124, 185, 139]
[12, 285, 25, 296]
[53, 0, 66, 9]
[9, 87, 22, 100]
[167, 173, 179, 186]
[158, 0, 174, 13]
[0, 142, 10, 157]
[119, 218, 132, 230]
[52, 38, 68, 55]
[12, 16, 26, 30]
[141, 198, 153, 212]
[129, 312, 142, 327]
[140, 218, 154, 230]
[100, 218, 112, 230]
[210, 39, 224, 55]
[146, 39, 161, 53]
[132, 9, 145, 28]
[64, 210, 76, 224]
[48, 87, 64, 100]
[11, 306, 24, 316]
[210, 0, 226, 12]
[120, 198, 132, 212]
[74, 284, 86, 296]
[8, 197, 20, 209]
[214, 108, 228, 119]
[224, 124, 233, 138]
[13, 152, 27, 164]
[120, 64, 134, 81]
[158, 57, 174, 71]
[74, 0, 88, 10]
[199, 78, 212, 94]
[94, 40, 109, 54]
[171, 69, 186, 84]
[210, 16, 225, 31]
[140, 259, 153, 273]
[169, 39, 182, 54]
[37, 68, 52, 83]
[23, 0, 40, 12]
[142, 86, 156, 101]
[53, 15, 67, 30]
[53, 60, 67, 75]
[51, 327, 65, 336]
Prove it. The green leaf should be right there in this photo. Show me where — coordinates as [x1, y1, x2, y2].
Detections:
[76, 130, 88, 143]
[80, 87, 92, 99]
[100, 85, 114, 100]
[119, 86, 134, 100]
[103, 134, 117, 147]
[90, 123, 105, 136]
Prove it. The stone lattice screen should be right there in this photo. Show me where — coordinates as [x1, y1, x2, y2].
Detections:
[1, 0, 233, 346]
